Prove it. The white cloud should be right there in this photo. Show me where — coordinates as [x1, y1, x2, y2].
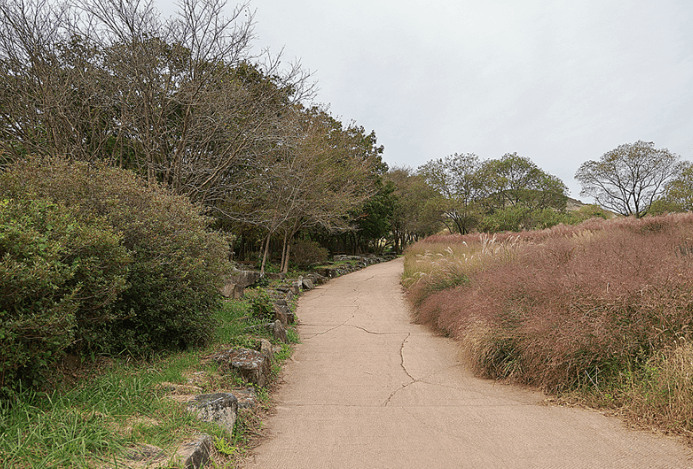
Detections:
[160, 0, 693, 200]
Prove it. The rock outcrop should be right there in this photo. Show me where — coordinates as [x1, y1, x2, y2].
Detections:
[187, 393, 239, 434]
[212, 348, 272, 388]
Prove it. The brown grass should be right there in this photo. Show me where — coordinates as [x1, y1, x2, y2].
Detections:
[404, 214, 693, 438]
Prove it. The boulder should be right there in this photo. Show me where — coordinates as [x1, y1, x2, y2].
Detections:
[220, 283, 244, 299]
[221, 270, 262, 298]
[175, 434, 213, 469]
[273, 303, 290, 325]
[186, 393, 238, 434]
[234, 387, 259, 409]
[302, 278, 315, 290]
[271, 319, 288, 344]
[213, 348, 271, 388]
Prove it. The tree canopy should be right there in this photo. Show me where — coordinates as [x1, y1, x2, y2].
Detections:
[575, 141, 680, 218]
[417, 152, 569, 234]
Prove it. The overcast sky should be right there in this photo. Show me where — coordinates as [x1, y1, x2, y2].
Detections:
[242, 0, 693, 200]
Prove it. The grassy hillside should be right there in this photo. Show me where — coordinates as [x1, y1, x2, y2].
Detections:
[403, 214, 693, 441]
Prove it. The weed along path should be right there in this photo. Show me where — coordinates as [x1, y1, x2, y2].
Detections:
[242, 258, 693, 469]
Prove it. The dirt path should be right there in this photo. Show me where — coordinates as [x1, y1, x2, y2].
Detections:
[242, 258, 693, 468]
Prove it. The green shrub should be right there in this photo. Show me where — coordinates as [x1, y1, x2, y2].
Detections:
[567, 204, 611, 223]
[478, 206, 570, 232]
[291, 240, 329, 268]
[0, 198, 130, 393]
[0, 156, 232, 356]
[245, 288, 274, 320]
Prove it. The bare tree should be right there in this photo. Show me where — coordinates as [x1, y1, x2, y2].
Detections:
[0, 0, 314, 206]
[575, 141, 680, 218]
[0, 0, 113, 160]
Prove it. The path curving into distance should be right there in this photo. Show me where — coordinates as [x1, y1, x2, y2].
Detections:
[242, 258, 693, 468]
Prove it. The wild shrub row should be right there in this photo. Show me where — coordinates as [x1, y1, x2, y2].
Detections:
[404, 214, 693, 435]
[0, 157, 231, 394]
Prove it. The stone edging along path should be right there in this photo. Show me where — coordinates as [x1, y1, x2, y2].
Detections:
[113, 255, 395, 469]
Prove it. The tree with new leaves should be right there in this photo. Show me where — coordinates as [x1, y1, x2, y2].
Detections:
[385, 166, 441, 253]
[575, 141, 680, 218]
[649, 161, 693, 214]
[479, 152, 568, 212]
[418, 153, 484, 234]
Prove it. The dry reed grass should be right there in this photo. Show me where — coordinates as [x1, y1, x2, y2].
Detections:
[403, 213, 693, 438]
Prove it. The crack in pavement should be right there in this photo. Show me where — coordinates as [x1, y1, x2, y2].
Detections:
[344, 324, 389, 335]
[383, 333, 414, 407]
[300, 313, 356, 340]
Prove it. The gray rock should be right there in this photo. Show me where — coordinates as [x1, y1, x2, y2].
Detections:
[220, 283, 244, 299]
[272, 319, 288, 344]
[259, 338, 274, 364]
[176, 434, 212, 469]
[273, 303, 289, 325]
[213, 348, 271, 388]
[234, 387, 258, 409]
[187, 393, 238, 433]
[302, 278, 315, 290]
[224, 270, 261, 288]
[123, 444, 166, 462]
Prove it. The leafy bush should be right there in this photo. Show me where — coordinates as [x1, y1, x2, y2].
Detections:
[0, 156, 231, 356]
[291, 240, 329, 268]
[0, 198, 130, 393]
[566, 204, 611, 223]
[478, 206, 570, 232]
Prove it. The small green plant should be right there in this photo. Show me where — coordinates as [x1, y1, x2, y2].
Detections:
[214, 436, 237, 456]
[245, 288, 275, 320]
[286, 328, 300, 345]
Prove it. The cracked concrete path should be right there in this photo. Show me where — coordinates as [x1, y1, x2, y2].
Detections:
[241, 258, 693, 468]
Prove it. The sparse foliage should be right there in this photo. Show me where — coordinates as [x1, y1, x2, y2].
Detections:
[575, 141, 680, 218]
[655, 160, 693, 213]
[0, 0, 312, 206]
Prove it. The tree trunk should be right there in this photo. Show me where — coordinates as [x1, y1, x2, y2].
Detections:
[260, 233, 271, 276]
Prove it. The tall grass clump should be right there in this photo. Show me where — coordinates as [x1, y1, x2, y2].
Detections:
[404, 214, 693, 437]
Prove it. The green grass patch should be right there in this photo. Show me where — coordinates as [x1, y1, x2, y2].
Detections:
[0, 296, 299, 468]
